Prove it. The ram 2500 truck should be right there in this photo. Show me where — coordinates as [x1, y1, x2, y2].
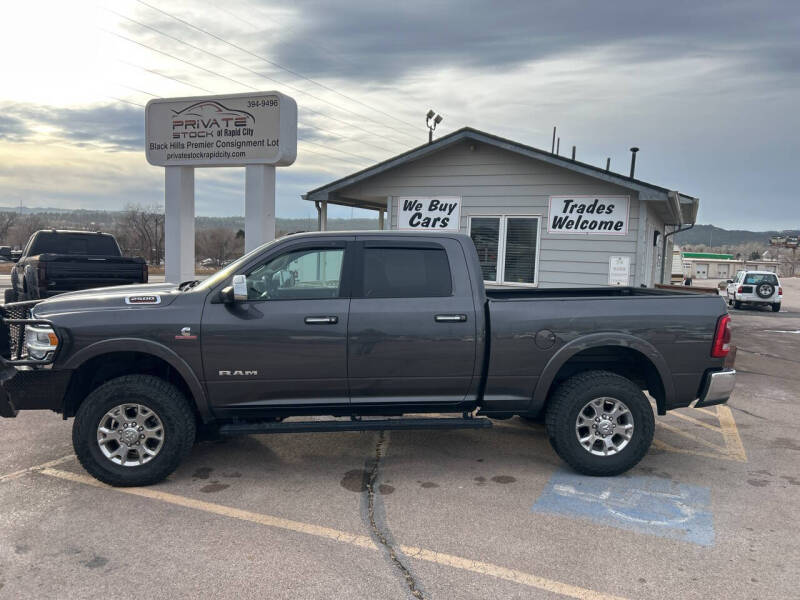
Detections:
[0, 232, 735, 487]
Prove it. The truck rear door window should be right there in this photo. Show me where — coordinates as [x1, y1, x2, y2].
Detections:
[362, 247, 452, 298]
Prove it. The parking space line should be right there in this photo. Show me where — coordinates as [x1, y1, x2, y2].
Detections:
[692, 407, 718, 418]
[651, 439, 741, 462]
[40, 467, 628, 600]
[716, 406, 747, 462]
[656, 421, 728, 453]
[0, 454, 75, 483]
[669, 410, 724, 433]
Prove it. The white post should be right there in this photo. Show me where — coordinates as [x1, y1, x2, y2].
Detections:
[378, 209, 385, 230]
[320, 201, 328, 231]
[245, 164, 276, 252]
[164, 166, 195, 283]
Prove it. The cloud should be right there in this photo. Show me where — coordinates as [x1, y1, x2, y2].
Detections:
[0, 114, 31, 141]
[0, 103, 144, 151]
[265, 0, 800, 84]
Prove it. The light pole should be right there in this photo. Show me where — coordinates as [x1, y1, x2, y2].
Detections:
[426, 109, 443, 143]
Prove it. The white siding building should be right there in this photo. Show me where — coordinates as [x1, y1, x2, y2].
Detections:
[303, 128, 699, 288]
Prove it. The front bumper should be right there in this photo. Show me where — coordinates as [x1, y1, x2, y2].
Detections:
[0, 367, 71, 417]
[695, 369, 736, 408]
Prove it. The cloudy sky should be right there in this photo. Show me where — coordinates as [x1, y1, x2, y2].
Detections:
[1, 0, 797, 229]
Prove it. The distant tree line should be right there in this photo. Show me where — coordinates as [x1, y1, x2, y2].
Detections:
[0, 207, 378, 266]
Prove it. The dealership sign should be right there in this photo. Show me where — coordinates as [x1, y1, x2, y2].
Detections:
[548, 196, 629, 235]
[145, 92, 297, 167]
[398, 196, 461, 231]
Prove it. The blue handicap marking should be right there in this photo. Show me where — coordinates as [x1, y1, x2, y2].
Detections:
[532, 471, 714, 546]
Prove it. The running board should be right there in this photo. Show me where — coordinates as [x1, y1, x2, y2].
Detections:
[218, 416, 493, 436]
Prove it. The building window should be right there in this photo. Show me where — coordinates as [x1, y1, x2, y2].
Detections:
[468, 216, 540, 285]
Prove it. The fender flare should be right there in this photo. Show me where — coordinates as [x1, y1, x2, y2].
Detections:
[531, 332, 675, 410]
[62, 338, 213, 421]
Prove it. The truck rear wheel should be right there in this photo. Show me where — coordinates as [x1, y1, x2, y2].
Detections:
[545, 370, 654, 476]
[772, 303, 781, 312]
[72, 375, 196, 487]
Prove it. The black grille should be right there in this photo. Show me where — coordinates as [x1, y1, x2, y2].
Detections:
[0, 300, 40, 360]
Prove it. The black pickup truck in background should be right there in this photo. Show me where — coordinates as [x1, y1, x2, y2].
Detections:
[6, 230, 147, 303]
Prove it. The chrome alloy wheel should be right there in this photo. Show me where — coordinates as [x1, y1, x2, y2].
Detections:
[575, 397, 634, 456]
[96, 403, 165, 467]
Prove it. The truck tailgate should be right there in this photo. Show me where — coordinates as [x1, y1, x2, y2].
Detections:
[41, 256, 145, 292]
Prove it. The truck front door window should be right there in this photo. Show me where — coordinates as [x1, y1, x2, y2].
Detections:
[246, 248, 344, 300]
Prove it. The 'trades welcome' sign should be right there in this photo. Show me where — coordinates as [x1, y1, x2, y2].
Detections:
[548, 196, 629, 235]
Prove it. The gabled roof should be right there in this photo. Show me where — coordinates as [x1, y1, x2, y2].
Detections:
[303, 127, 698, 225]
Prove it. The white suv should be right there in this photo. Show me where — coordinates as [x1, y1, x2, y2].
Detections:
[726, 270, 782, 312]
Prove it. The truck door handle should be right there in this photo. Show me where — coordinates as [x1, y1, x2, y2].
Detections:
[434, 314, 467, 323]
[304, 316, 338, 325]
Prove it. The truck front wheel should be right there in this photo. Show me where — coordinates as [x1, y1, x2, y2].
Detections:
[545, 370, 654, 476]
[72, 375, 196, 487]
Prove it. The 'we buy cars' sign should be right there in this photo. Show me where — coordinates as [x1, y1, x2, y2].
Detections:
[397, 197, 461, 231]
[547, 196, 630, 235]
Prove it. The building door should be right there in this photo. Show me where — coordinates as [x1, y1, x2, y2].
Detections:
[695, 263, 708, 279]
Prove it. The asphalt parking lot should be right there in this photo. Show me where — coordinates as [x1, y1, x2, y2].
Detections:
[1, 281, 799, 599]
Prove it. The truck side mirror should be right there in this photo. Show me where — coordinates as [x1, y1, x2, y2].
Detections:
[219, 275, 248, 304]
[232, 274, 247, 301]
[726, 279, 733, 284]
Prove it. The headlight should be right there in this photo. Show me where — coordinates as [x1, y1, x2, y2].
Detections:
[25, 324, 59, 360]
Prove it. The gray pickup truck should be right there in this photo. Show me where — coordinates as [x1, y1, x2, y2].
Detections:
[0, 232, 735, 486]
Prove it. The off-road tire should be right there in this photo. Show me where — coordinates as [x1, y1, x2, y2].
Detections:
[545, 370, 655, 476]
[772, 303, 781, 312]
[4, 288, 17, 304]
[73, 375, 196, 487]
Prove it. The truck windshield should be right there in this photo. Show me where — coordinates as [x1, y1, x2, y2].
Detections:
[743, 273, 778, 285]
[28, 233, 121, 256]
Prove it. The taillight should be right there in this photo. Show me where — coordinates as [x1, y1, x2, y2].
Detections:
[711, 314, 732, 358]
[142, 263, 149, 283]
[737, 286, 743, 293]
[779, 286, 783, 295]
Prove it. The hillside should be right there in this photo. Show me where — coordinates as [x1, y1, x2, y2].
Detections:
[673, 224, 798, 246]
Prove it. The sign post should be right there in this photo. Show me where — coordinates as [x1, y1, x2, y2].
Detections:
[145, 92, 297, 282]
